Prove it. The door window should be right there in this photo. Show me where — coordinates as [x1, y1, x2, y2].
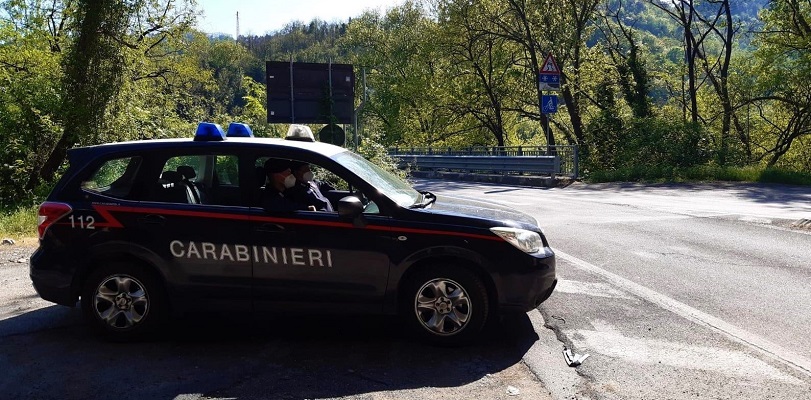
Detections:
[81, 156, 142, 199]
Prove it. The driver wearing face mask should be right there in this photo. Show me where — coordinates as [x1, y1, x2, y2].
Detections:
[262, 158, 314, 212]
[286, 161, 335, 212]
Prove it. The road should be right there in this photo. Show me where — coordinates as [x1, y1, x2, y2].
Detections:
[415, 180, 811, 399]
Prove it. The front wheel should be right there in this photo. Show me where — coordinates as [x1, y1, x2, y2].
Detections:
[81, 262, 166, 341]
[403, 265, 489, 345]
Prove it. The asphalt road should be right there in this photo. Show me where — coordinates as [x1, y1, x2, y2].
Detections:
[415, 180, 811, 399]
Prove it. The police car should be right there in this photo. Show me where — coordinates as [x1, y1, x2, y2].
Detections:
[30, 122, 556, 344]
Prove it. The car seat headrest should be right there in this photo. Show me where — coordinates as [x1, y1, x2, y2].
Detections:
[176, 165, 196, 180]
[160, 170, 183, 183]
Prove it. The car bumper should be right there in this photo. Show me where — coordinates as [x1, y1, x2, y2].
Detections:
[29, 247, 77, 307]
[498, 247, 557, 313]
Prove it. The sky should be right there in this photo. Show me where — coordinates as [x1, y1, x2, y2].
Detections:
[195, 0, 402, 37]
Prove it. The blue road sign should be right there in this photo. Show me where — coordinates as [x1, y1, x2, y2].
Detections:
[542, 95, 558, 114]
[538, 74, 561, 91]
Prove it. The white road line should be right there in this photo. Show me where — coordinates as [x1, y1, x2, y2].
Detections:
[590, 215, 691, 224]
[571, 329, 802, 384]
[555, 249, 811, 379]
[445, 195, 532, 207]
[555, 279, 634, 300]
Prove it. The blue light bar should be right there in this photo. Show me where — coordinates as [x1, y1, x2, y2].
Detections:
[194, 122, 226, 142]
[226, 122, 254, 138]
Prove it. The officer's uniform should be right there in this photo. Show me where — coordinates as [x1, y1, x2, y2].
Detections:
[286, 180, 334, 211]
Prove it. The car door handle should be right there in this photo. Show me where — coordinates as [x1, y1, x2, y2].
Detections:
[138, 215, 166, 226]
[256, 223, 285, 233]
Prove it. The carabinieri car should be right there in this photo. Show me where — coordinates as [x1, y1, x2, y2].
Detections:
[30, 123, 557, 344]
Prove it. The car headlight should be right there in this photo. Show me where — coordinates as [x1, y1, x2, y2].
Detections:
[490, 227, 543, 253]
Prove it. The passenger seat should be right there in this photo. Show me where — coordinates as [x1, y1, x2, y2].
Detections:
[159, 170, 198, 204]
[176, 165, 204, 204]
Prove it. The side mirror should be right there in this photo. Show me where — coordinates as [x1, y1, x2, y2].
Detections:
[337, 196, 364, 219]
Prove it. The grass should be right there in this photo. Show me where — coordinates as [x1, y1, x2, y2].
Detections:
[0, 204, 38, 239]
[586, 166, 811, 186]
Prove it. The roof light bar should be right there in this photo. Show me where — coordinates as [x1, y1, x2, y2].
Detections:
[226, 122, 254, 138]
[194, 122, 226, 142]
[285, 124, 315, 142]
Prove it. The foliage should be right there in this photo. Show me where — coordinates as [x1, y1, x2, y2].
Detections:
[587, 165, 811, 186]
[1, 0, 811, 213]
[0, 205, 38, 238]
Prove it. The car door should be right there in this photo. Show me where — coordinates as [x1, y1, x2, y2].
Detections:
[134, 151, 253, 312]
[249, 154, 394, 313]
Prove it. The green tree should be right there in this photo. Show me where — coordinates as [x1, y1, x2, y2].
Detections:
[437, 0, 523, 147]
[750, 0, 811, 168]
[341, 2, 458, 146]
[32, 0, 129, 189]
[0, 0, 66, 204]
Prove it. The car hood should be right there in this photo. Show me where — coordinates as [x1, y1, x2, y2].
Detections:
[416, 194, 539, 228]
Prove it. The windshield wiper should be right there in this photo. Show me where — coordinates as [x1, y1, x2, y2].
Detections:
[409, 191, 436, 209]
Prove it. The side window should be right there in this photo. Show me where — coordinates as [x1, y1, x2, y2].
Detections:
[256, 156, 379, 214]
[215, 155, 239, 186]
[146, 154, 242, 206]
[82, 156, 142, 199]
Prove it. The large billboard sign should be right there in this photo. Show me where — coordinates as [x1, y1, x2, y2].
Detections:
[266, 62, 355, 124]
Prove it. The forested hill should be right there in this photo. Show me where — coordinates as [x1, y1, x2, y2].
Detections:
[1, 0, 809, 209]
[237, 0, 770, 65]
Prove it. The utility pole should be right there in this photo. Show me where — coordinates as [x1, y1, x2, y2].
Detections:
[236, 12, 240, 42]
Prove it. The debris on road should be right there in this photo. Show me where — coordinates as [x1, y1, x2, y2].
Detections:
[506, 385, 521, 396]
[791, 219, 811, 230]
[2, 238, 15, 245]
[563, 347, 590, 367]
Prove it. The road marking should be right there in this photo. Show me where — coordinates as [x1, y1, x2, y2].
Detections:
[571, 328, 802, 384]
[555, 279, 634, 300]
[738, 216, 773, 224]
[555, 249, 811, 379]
[442, 194, 531, 207]
[590, 215, 691, 224]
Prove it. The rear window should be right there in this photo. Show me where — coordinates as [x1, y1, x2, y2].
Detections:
[81, 156, 142, 199]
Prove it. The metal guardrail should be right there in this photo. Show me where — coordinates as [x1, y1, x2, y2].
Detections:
[394, 155, 560, 175]
[388, 145, 579, 178]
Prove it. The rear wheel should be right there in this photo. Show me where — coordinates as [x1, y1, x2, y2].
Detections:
[81, 262, 166, 341]
[403, 265, 489, 345]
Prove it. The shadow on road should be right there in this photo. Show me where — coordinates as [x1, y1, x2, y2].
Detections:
[0, 306, 538, 399]
[562, 181, 811, 205]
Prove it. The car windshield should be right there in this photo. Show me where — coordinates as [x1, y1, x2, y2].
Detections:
[332, 151, 421, 207]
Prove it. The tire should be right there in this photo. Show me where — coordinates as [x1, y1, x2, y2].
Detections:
[81, 262, 167, 341]
[402, 265, 489, 345]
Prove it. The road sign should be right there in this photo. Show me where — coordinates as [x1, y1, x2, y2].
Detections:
[266, 61, 355, 124]
[538, 74, 561, 91]
[542, 95, 558, 114]
[538, 53, 561, 91]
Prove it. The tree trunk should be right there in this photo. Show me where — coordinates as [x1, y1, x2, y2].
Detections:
[29, 0, 127, 189]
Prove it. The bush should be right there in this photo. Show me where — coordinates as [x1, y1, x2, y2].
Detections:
[586, 165, 811, 186]
[0, 205, 38, 239]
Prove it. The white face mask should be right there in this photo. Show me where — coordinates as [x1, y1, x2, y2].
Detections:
[302, 171, 314, 182]
[284, 174, 296, 189]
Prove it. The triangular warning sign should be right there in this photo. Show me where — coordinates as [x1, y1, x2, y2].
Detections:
[540, 54, 560, 74]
